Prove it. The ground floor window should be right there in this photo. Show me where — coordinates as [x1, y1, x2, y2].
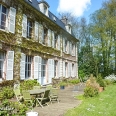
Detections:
[25, 55, 32, 78]
[41, 59, 46, 77]
[54, 60, 58, 77]
[65, 62, 68, 77]
[0, 51, 5, 79]
[72, 64, 74, 77]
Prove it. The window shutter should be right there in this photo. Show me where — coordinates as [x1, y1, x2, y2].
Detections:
[6, 51, 14, 80]
[9, 7, 16, 33]
[39, 24, 44, 44]
[68, 63, 70, 78]
[67, 41, 69, 54]
[58, 35, 60, 50]
[48, 29, 51, 47]
[38, 56, 42, 84]
[34, 56, 39, 79]
[20, 53, 25, 80]
[70, 42, 72, 55]
[34, 21, 39, 41]
[48, 59, 52, 83]
[22, 14, 27, 37]
[52, 31, 54, 48]
[63, 61, 65, 77]
[52, 59, 54, 79]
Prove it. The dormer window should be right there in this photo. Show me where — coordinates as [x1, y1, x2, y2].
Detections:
[28, 0, 32, 3]
[44, 5, 47, 15]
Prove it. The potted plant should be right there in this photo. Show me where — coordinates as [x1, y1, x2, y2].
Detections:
[59, 82, 67, 89]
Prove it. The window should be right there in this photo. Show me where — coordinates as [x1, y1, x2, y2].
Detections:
[41, 59, 46, 77]
[65, 62, 68, 77]
[72, 43, 75, 56]
[72, 64, 74, 77]
[27, 19, 32, 38]
[65, 40, 68, 53]
[0, 5, 7, 30]
[54, 61, 58, 77]
[54, 34, 58, 48]
[44, 5, 47, 15]
[28, 0, 32, 3]
[0, 51, 5, 80]
[25, 55, 32, 78]
[43, 27, 48, 44]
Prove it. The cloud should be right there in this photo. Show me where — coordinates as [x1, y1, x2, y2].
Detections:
[57, 0, 91, 17]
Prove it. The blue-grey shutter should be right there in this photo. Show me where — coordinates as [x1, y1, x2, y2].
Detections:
[52, 31, 54, 48]
[22, 14, 27, 37]
[39, 24, 44, 44]
[20, 53, 25, 80]
[34, 56, 39, 79]
[38, 56, 42, 84]
[6, 51, 14, 80]
[9, 7, 16, 33]
[52, 59, 54, 80]
[67, 41, 69, 54]
[48, 29, 51, 47]
[35, 21, 39, 41]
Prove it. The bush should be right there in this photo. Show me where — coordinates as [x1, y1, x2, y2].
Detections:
[68, 79, 80, 85]
[0, 80, 14, 87]
[84, 86, 99, 97]
[84, 74, 99, 97]
[20, 80, 40, 90]
[105, 74, 116, 83]
[96, 74, 105, 87]
[2, 86, 14, 99]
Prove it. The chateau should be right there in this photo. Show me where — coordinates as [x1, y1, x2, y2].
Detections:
[0, 0, 78, 85]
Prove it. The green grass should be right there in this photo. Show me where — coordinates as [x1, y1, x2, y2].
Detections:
[64, 84, 116, 116]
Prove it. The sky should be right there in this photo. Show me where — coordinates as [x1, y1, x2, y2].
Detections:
[43, 0, 104, 22]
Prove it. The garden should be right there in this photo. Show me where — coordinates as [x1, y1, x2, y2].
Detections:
[64, 74, 116, 116]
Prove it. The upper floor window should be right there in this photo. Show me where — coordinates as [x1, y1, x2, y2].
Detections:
[54, 34, 58, 48]
[65, 40, 68, 53]
[0, 5, 16, 33]
[27, 20, 32, 38]
[22, 14, 33, 39]
[42, 27, 48, 45]
[0, 5, 7, 30]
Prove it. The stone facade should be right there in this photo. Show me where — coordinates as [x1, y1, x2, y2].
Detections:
[0, 0, 78, 85]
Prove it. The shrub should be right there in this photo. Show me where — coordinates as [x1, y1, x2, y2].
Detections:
[105, 74, 116, 83]
[84, 74, 99, 97]
[84, 86, 99, 97]
[96, 74, 105, 87]
[0, 80, 14, 87]
[20, 80, 40, 90]
[68, 79, 80, 85]
[2, 86, 14, 99]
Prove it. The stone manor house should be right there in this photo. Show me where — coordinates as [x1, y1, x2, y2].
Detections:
[0, 0, 78, 85]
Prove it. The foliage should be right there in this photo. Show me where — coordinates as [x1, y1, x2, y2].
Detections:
[59, 81, 67, 86]
[0, 80, 15, 87]
[105, 74, 116, 83]
[68, 79, 80, 84]
[84, 75, 99, 97]
[20, 80, 40, 90]
[0, 100, 28, 116]
[84, 86, 99, 97]
[2, 86, 14, 99]
[96, 74, 105, 87]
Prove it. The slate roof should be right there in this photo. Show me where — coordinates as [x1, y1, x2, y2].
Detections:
[24, 0, 76, 38]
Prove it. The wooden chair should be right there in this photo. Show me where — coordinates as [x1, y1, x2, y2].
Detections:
[49, 88, 59, 104]
[36, 89, 50, 108]
[22, 90, 34, 108]
[13, 88, 23, 104]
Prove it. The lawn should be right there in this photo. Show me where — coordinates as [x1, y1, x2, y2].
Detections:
[64, 84, 116, 116]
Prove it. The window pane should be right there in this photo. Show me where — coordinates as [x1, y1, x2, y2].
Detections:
[2, 6, 6, 14]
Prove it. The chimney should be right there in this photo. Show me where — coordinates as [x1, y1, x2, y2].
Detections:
[61, 16, 68, 25]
